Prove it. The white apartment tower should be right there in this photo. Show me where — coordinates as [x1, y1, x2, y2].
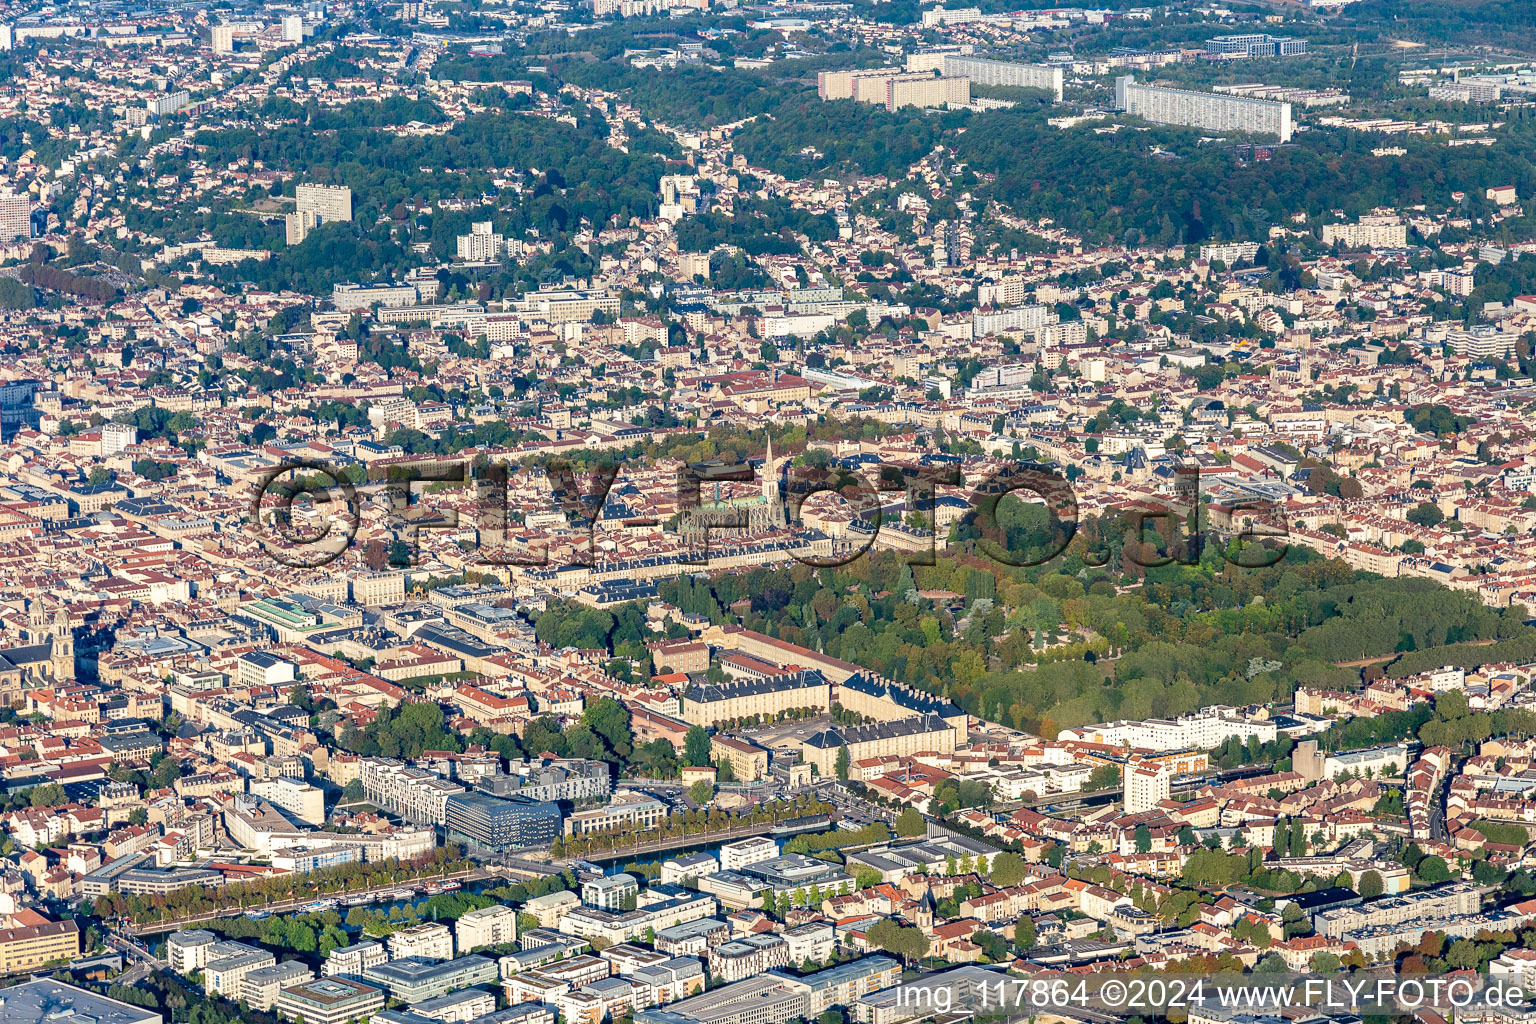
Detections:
[457, 221, 504, 261]
[455, 905, 518, 952]
[387, 922, 454, 961]
[1116, 75, 1293, 142]
[288, 183, 353, 245]
[0, 191, 30, 241]
[295, 183, 353, 223]
[1124, 758, 1172, 814]
[100, 421, 137, 455]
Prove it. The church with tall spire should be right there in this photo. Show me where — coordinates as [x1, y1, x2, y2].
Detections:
[676, 432, 786, 543]
[762, 432, 781, 507]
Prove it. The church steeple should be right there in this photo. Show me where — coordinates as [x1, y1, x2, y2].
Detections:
[50, 606, 74, 682]
[762, 432, 779, 504]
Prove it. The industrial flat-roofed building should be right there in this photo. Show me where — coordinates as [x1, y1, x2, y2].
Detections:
[635, 973, 808, 1024]
[0, 979, 161, 1024]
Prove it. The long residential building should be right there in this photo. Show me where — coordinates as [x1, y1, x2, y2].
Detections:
[1058, 705, 1276, 751]
[884, 74, 970, 112]
[1313, 883, 1481, 938]
[1115, 75, 1293, 142]
[942, 56, 1062, 100]
[360, 757, 466, 825]
[0, 918, 79, 973]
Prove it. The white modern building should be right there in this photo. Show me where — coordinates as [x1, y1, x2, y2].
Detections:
[1321, 217, 1408, 248]
[324, 940, 388, 979]
[249, 776, 326, 826]
[388, 923, 454, 961]
[943, 56, 1063, 101]
[1060, 705, 1276, 752]
[456, 904, 519, 952]
[359, 757, 465, 824]
[457, 221, 504, 262]
[1116, 76, 1293, 142]
[719, 836, 779, 873]
[1124, 758, 1173, 814]
[167, 929, 218, 974]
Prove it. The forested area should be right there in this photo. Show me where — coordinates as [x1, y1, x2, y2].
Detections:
[956, 106, 1536, 245]
[730, 98, 961, 181]
[332, 688, 638, 767]
[675, 196, 840, 255]
[1339, 0, 1536, 48]
[650, 506, 1534, 737]
[554, 62, 791, 128]
[148, 103, 665, 293]
[188, 107, 656, 220]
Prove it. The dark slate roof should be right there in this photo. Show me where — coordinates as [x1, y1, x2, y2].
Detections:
[802, 714, 952, 749]
[840, 674, 964, 719]
[683, 669, 827, 705]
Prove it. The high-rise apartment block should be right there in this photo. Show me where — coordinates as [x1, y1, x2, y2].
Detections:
[210, 25, 235, 54]
[288, 183, 352, 245]
[884, 73, 970, 112]
[1320, 216, 1407, 249]
[1116, 75, 1293, 142]
[942, 56, 1063, 101]
[146, 90, 190, 117]
[296, 183, 353, 223]
[817, 69, 897, 101]
[457, 221, 504, 261]
[1123, 757, 1172, 814]
[921, 6, 980, 26]
[0, 191, 30, 241]
[817, 68, 970, 111]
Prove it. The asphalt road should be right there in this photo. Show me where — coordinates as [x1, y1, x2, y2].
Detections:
[104, 930, 165, 985]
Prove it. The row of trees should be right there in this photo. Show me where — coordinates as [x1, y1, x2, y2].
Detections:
[90, 846, 473, 926]
[19, 262, 118, 302]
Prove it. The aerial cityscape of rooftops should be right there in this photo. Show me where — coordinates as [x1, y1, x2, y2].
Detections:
[7, 0, 1536, 1022]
